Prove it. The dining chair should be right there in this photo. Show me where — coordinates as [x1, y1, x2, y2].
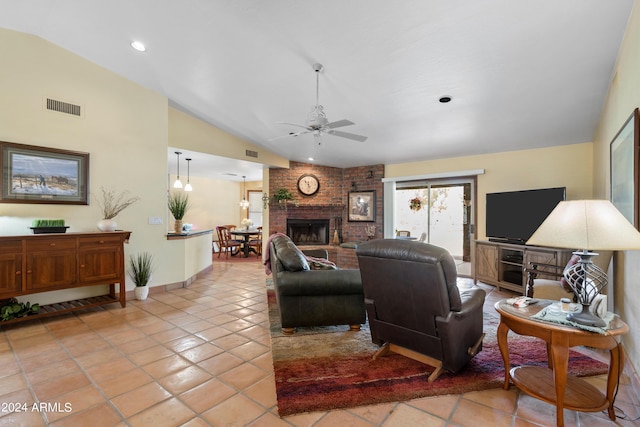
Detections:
[216, 226, 242, 258]
[247, 226, 263, 257]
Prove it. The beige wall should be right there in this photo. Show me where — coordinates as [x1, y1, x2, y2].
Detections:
[168, 174, 242, 235]
[592, 1, 640, 376]
[0, 28, 283, 301]
[167, 176, 264, 240]
[0, 28, 181, 301]
[167, 106, 281, 244]
[386, 142, 593, 239]
[169, 108, 288, 169]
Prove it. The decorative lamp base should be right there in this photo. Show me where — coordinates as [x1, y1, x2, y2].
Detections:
[566, 304, 606, 328]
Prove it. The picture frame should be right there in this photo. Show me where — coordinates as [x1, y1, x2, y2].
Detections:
[348, 190, 376, 222]
[0, 141, 89, 205]
[610, 108, 640, 229]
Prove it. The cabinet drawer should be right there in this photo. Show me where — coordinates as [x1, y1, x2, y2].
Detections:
[79, 236, 122, 248]
[26, 239, 76, 252]
[0, 240, 22, 253]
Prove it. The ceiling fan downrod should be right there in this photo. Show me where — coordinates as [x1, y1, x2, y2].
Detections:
[312, 63, 323, 105]
[308, 63, 327, 127]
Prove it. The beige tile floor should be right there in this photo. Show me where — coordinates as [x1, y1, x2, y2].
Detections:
[1, 258, 639, 426]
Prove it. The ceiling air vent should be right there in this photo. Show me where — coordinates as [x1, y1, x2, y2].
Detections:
[45, 98, 82, 117]
[245, 149, 258, 158]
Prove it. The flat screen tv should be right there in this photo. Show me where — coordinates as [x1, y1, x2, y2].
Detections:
[486, 187, 566, 244]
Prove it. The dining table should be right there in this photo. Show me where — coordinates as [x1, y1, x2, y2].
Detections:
[230, 229, 260, 258]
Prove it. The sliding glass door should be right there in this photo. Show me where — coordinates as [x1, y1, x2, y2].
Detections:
[395, 179, 473, 276]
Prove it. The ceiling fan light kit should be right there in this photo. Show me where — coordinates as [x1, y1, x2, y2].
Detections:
[271, 63, 368, 146]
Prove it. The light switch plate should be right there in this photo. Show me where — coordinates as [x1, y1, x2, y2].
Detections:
[148, 216, 163, 225]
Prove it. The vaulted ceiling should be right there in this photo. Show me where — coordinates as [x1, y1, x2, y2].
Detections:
[0, 0, 634, 180]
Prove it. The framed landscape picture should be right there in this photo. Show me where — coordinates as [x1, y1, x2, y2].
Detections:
[348, 190, 376, 222]
[610, 108, 639, 228]
[0, 141, 89, 204]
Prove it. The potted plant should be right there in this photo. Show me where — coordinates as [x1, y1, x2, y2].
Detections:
[128, 252, 154, 300]
[96, 187, 140, 232]
[271, 188, 296, 210]
[168, 191, 190, 233]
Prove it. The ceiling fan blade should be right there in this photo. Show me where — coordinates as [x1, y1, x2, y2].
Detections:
[326, 130, 368, 142]
[326, 119, 355, 129]
[268, 130, 311, 141]
[277, 121, 312, 131]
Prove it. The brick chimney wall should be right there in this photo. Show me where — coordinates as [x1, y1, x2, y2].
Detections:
[269, 162, 384, 244]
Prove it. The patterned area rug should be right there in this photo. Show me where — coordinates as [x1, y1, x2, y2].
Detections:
[267, 284, 609, 417]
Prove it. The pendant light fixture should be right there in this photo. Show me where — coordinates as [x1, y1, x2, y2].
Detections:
[173, 151, 183, 189]
[239, 176, 250, 209]
[184, 158, 193, 192]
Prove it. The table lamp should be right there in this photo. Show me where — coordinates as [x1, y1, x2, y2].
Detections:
[527, 200, 640, 327]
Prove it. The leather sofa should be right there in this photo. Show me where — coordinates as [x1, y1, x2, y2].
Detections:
[356, 239, 486, 381]
[268, 234, 366, 335]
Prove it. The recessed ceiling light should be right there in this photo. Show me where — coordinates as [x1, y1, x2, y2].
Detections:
[130, 41, 146, 52]
[308, 157, 314, 161]
[439, 96, 452, 103]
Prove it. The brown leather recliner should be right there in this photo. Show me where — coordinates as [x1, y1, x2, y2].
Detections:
[356, 239, 486, 381]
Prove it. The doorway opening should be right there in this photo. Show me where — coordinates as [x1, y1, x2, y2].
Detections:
[395, 179, 475, 277]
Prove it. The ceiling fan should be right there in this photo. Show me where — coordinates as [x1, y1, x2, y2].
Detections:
[271, 63, 368, 146]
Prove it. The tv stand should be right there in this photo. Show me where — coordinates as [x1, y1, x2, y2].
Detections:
[474, 240, 572, 294]
[487, 238, 525, 245]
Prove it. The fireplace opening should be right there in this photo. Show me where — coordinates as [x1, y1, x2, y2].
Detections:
[287, 219, 330, 245]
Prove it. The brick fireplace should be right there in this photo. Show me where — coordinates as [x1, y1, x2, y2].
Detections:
[269, 161, 385, 247]
[287, 218, 331, 245]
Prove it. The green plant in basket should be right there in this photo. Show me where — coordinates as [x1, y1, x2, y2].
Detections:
[168, 192, 190, 220]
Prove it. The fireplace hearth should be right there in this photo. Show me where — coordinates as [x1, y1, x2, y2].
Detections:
[287, 219, 330, 245]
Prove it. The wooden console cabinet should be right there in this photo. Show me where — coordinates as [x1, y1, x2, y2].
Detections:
[0, 231, 130, 324]
[474, 240, 572, 294]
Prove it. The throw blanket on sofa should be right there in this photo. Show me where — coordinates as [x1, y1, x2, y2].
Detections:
[263, 233, 337, 275]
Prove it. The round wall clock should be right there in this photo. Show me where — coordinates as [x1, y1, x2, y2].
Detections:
[297, 174, 320, 196]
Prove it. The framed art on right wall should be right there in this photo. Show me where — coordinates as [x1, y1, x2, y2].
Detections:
[610, 107, 640, 228]
[348, 190, 376, 222]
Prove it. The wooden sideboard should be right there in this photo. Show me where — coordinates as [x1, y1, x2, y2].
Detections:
[0, 231, 130, 325]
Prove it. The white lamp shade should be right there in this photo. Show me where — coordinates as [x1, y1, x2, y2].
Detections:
[527, 200, 640, 250]
[173, 179, 183, 189]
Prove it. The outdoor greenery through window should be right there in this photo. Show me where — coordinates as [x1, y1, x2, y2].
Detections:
[395, 186, 464, 259]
